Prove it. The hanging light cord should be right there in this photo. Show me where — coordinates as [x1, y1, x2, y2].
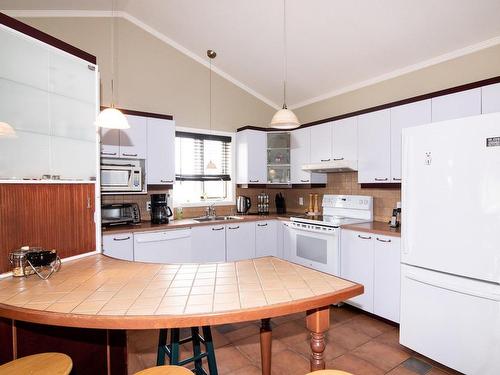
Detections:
[209, 57, 212, 134]
[282, 0, 287, 110]
[110, 0, 116, 107]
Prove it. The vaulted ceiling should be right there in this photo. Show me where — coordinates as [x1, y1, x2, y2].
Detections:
[2, 0, 500, 109]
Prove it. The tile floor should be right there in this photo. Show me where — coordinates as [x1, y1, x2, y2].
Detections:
[127, 305, 463, 375]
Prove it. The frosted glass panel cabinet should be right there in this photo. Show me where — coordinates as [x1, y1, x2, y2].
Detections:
[0, 24, 98, 180]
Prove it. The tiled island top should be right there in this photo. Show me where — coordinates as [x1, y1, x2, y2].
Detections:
[0, 255, 362, 329]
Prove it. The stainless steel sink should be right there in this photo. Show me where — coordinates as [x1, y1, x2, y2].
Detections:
[192, 215, 243, 223]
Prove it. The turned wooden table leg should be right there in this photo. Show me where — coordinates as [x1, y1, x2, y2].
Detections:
[260, 318, 272, 375]
[306, 306, 330, 372]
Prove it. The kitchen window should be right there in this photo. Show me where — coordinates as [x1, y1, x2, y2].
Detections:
[174, 130, 233, 205]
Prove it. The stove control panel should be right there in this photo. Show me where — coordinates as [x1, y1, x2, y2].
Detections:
[290, 221, 338, 233]
[323, 194, 373, 210]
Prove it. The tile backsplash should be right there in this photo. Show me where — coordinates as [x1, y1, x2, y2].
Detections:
[102, 172, 400, 223]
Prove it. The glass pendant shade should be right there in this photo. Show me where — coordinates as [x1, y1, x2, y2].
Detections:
[95, 107, 130, 129]
[0, 122, 17, 138]
[270, 107, 300, 130]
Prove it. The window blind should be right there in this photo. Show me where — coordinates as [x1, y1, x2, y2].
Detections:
[175, 131, 231, 181]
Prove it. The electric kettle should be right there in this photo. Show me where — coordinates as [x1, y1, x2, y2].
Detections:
[236, 196, 251, 214]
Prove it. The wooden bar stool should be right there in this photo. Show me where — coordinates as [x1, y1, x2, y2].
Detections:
[0, 352, 72, 375]
[134, 365, 193, 375]
[305, 371, 353, 375]
[157, 326, 218, 375]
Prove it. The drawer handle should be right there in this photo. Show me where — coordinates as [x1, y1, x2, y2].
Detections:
[161, 179, 173, 183]
[374, 178, 388, 181]
[376, 237, 392, 243]
[300, 179, 310, 183]
[320, 159, 330, 162]
[101, 151, 117, 156]
[358, 234, 372, 240]
[333, 157, 344, 161]
[113, 236, 130, 241]
[257, 223, 268, 227]
[228, 226, 240, 230]
[122, 153, 138, 157]
[249, 180, 259, 183]
[212, 227, 224, 231]
[392, 178, 401, 181]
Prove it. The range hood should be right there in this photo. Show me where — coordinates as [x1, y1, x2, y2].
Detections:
[302, 159, 358, 173]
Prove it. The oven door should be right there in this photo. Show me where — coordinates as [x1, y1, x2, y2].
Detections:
[289, 224, 340, 276]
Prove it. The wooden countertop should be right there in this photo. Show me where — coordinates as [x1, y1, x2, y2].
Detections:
[340, 221, 401, 237]
[102, 213, 300, 235]
[0, 255, 362, 330]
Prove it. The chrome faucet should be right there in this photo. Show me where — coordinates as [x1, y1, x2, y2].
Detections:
[205, 203, 216, 218]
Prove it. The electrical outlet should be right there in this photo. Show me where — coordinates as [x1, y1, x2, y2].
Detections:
[298, 197, 304, 206]
[146, 201, 151, 212]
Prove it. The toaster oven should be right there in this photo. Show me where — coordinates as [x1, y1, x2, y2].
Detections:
[101, 203, 141, 226]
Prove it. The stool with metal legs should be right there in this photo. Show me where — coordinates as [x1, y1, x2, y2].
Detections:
[157, 326, 218, 375]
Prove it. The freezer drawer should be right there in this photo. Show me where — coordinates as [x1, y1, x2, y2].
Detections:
[400, 264, 500, 375]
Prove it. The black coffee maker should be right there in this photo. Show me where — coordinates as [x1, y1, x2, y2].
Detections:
[151, 194, 173, 224]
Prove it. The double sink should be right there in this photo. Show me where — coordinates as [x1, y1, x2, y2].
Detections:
[192, 215, 243, 223]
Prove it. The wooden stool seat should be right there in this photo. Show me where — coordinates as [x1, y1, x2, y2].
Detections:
[0, 352, 72, 375]
[305, 371, 353, 375]
[134, 365, 193, 375]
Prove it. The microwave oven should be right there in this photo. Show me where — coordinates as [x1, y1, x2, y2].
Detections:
[101, 162, 143, 192]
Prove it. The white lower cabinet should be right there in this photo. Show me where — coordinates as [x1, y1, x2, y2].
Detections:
[340, 229, 401, 322]
[282, 222, 294, 261]
[255, 220, 278, 257]
[102, 233, 134, 261]
[226, 222, 256, 261]
[191, 224, 226, 263]
[134, 229, 192, 263]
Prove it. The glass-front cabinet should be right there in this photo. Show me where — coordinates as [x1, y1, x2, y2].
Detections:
[267, 132, 290, 184]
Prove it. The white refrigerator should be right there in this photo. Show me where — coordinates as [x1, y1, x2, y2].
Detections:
[400, 113, 500, 375]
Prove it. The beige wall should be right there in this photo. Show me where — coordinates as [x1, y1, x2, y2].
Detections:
[295, 44, 500, 123]
[20, 17, 275, 132]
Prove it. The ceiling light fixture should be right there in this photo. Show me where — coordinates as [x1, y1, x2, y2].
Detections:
[95, 0, 129, 130]
[270, 0, 300, 130]
[206, 49, 217, 170]
[0, 122, 17, 138]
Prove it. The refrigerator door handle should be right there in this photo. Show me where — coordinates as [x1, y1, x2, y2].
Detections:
[405, 273, 500, 302]
[401, 132, 410, 255]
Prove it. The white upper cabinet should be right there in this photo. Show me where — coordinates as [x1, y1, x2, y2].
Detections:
[390, 100, 431, 181]
[291, 127, 327, 184]
[255, 221, 278, 257]
[357, 109, 391, 183]
[100, 129, 120, 157]
[147, 118, 175, 184]
[482, 83, 500, 114]
[431, 88, 481, 122]
[332, 117, 358, 161]
[236, 130, 267, 184]
[310, 123, 333, 163]
[119, 115, 147, 159]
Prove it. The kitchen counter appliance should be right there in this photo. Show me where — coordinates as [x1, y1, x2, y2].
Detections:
[236, 195, 251, 214]
[151, 194, 173, 224]
[289, 195, 373, 275]
[101, 159, 143, 193]
[400, 113, 500, 374]
[101, 203, 141, 226]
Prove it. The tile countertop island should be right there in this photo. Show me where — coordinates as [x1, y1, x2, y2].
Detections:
[0, 254, 363, 374]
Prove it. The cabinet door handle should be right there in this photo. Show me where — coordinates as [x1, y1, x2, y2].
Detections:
[122, 153, 138, 157]
[249, 180, 259, 183]
[113, 236, 131, 241]
[257, 223, 268, 227]
[101, 151, 117, 156]
[320, 158, 330, 162]
[376, 237, 392, 243]
[86, 195, 91, 209]
[374, 178, 388, 181]
[392, 178, 402, 181]
[333, 157, 344, 161]
[300, 179, 310, 183]
[358, 234, 372, 240]
[228, 226, 240, 230]
[161, 179, 173, 183]
[212, 227, 224, 231]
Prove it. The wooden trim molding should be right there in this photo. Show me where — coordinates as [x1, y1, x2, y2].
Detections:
[0, 11, 97, 64]
[100, 106, 174, 120]
[236, 75, 500, 132]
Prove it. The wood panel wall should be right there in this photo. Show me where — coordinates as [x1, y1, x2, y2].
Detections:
[0, 183, 96, 273]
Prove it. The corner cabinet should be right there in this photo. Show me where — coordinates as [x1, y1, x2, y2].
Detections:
[236, 130, 267, 184]
[146, 118, 175, 185]
[102, 232, 133, 261]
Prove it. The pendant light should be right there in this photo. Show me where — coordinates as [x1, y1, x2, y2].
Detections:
[206, 49, 217, 170]
[0, 122, 16, 138]
[95, 0, 129, 129]
[270, 0, 300, 130]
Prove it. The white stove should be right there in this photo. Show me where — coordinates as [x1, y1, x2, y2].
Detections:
[288, 195, 373, 275]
